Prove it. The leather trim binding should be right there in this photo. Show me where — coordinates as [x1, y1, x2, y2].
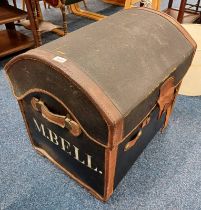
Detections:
[157, 77, 176, 128]
[104, 119, 123, 200]
[158, 78, 183, 130]
[5, 49, 123, 148]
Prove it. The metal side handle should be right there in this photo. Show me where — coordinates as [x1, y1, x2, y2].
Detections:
[31, 97, 81, 137]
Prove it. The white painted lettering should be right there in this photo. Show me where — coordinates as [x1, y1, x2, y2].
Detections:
[33, 118, 46, 137]
[73, 145, 85, 165]
[60, 137, 71, 155]
[33, 118, 102, 175]
[47, 129, 59, 145]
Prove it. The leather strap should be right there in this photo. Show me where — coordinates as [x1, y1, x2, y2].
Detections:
[31, 97, 81, 137]
[157, 77, 181, 129]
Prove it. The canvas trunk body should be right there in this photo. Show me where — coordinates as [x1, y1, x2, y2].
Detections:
[5, 8, 196, 201]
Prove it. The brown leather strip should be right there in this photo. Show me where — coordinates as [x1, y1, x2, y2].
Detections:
[5, 49, 123, 147]
[31, 97, 81, 136]
[138, 7, 197, 49]
[157, 77, 175, 119]
[31, 97, 67, 128]
[163, 81, 182, 129]
[104, 119, 123, 200]
[104, 147, 118, 200]
[158, 78, 183, 130]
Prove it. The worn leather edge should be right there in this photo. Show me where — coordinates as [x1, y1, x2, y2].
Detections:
[5, 49, 123, 148]
[104, 118, 123, 200]
[137, 7, 197, 49]
[18, 99, 106, 202]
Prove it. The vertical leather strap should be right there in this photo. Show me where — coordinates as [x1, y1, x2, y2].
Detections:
[157, 77, 181, 129]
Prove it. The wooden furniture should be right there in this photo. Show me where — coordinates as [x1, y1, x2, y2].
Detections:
[0, 0, 40, 58]
[18, 0, 64, 37]
[21, 0, 51, 11]
[185, 0, 201, 22]
[19, 0, 105, 38]
[164, 0, 201, 23]
[43, 0, 106, 35]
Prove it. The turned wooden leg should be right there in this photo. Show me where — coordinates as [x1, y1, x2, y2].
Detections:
[26, 0, 42, 46]
[67, 5, 71, 13]
[82, 0, 88, 9]
[13, 0, 17, 7]
[35, 0, 43, 20]
[61, 1, 67, 35]
[22, 0, 26, 10]
[43, 0, 47, 9]
[168, 0, 173, 8]
[177, 0, 186, 23]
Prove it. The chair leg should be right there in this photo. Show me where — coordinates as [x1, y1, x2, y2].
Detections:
[35, 0, 43, 20]
[13, 0, 17, 7]
[177, 0, 187, 23]
[168, 0, 173, 8]
[43, 0, 47, 9]
[196, 0, 200, 12]
[61, 3, 68, 35]
[82, 0, 88, 9]
[67, 5, 72, 13]
[28, 0, 42, 46]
